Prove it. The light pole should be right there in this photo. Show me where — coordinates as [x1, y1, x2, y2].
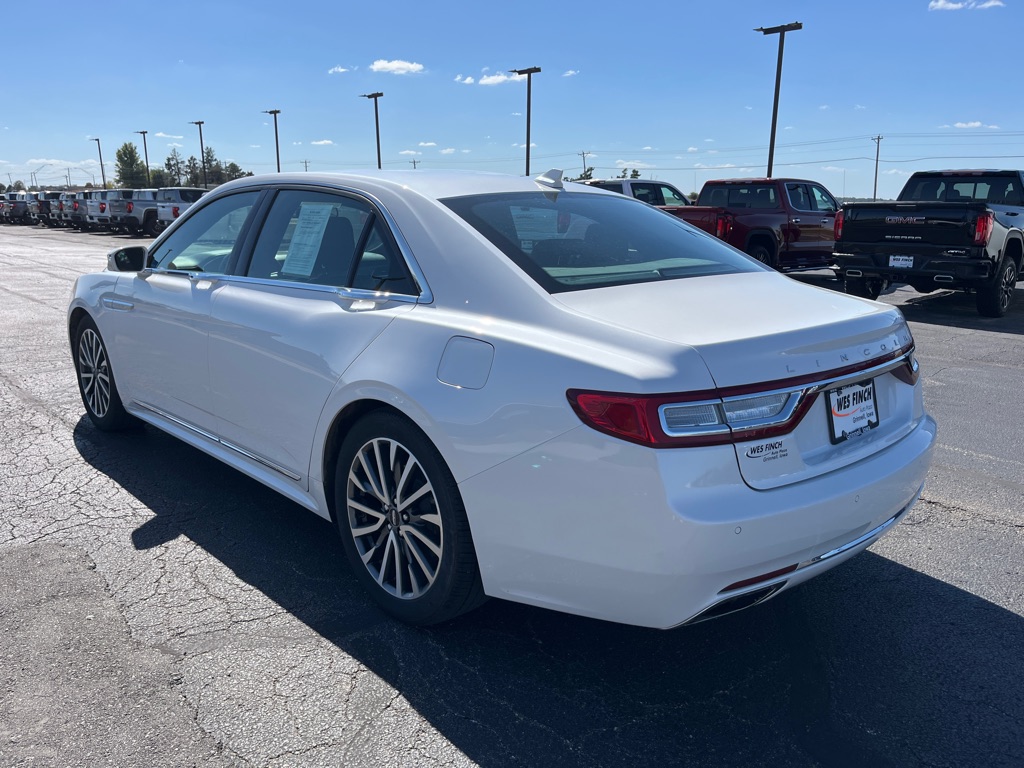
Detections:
[190, 120, 208, 187]
[360, 93, 384, 169]
[510, 67, 541, 176]
[754, 22, 802, 178]
[91, 138, 107, 189]
[263, 109, 281, 172]
[135, 130, 151, 186]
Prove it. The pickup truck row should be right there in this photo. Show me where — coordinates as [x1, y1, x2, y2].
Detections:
[1, 187, 207, 236]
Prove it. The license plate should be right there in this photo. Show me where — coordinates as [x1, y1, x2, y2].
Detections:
[827, 379, 879, 444]
[889, 255, 914, 268]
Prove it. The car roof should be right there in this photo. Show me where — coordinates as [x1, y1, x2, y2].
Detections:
[209, 169, 610, 203]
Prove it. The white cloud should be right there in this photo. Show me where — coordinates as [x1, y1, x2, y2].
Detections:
[855, 104, 867, 110]
[480, 72, 525, 86]
[642, 146, 654, 151]
[704, 138, 715, 143]
[454, 74, 475, 84]
[440, 148, 455, 155]
[563, 69, 579, 77]
[819, 105, 830, 110]
[399, 150, 422, 156]
[615, 159, 655, 169]
[694, 162, 737, 169]
[292, 141, 303, 146]
[328, 66, 349, 74]
[461, 149, 471, 154]
[168, 142, 183, 148]
[745, 106, 753, 111]
[687, 147, 698, 153]
[311, 139, 334, 145]
[155, 132, 184, 139]
[249, 144, 261, 149]
[370, 59, 424, 75]
[419, 141, 437, 147]
[511, 143, 537, 148]
[821, 166, 845, 172]
[930, 0, 1003, 7]
[952, 120, 1000, 129]
[511, 112, 522, 117]
[884, 169, 912, 176]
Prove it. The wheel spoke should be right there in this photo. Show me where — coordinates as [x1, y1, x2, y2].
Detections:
[356, 449, 387, 503]
[401, 530, 437, 591]
[404, 525, 442, 559]
[396, 480, 431, 513]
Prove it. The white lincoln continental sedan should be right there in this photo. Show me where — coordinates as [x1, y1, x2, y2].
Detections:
[68, 170, 936, 629]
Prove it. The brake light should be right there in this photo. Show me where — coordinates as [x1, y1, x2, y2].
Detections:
[127, 202, 134, 214]
[100, 202, 106, 213]
[715, 214, 732, 240]
[834, 209, 845, 241]
[973, 211, 994, 246]
[73, 201, 79, 211]
[172, 206, 180, 218]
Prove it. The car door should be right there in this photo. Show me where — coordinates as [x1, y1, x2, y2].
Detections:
[206, 188, 420, 485]
[104, 190, 262, 431]
[808, 183, 839, 252]
[784, 182, 823, 259]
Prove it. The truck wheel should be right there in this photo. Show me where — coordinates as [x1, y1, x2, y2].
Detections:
[976, 257, 1018, 317]
[143, 214, 160, 238]
[746, 243, 776, 269]
[844, 276, 887, 300]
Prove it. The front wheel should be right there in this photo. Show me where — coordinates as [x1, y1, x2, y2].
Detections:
[334, 412, 486, 625]
[73, 316, 138, 431]
[976, 257, 1018, 317]
[844, 276, 887, 300]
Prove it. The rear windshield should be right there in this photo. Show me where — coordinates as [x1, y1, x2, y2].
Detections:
[899, 175, 1022, 205]
[179, 189, 205, 203]
[442, 191, 759, 293]
[697, 184, 776, 208]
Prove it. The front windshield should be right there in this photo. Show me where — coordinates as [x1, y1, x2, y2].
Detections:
[443, 191, 760, 293]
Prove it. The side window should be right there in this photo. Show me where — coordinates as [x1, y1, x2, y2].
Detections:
[149, 191, 259, 274]
[786, 183, 812, 211]
[658, 185, 689, 206]
[810, 185, 837, 212]
[246, 190, 417, 295]
[631, 183, 662, 206]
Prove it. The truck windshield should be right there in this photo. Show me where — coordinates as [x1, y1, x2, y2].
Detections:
[443, 191, 759, 294]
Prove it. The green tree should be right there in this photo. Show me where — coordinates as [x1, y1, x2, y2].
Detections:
[149, 168, 169, 188]
[567, 167, 594, 182]
[164, 149, 185, 185]
[630, 168, 641, 179]
[185, 156, 202, 187]
[115, 142, 148, 188]
[13, 180, 25, 191]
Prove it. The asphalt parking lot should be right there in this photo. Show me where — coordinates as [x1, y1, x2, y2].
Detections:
[0, 225, 1021, 767]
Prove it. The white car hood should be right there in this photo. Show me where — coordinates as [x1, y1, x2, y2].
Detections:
[553, 272, 911, 388]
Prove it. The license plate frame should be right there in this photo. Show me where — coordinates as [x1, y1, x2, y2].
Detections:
[888, 255, 914, 268]
[826, 378, 879, 444]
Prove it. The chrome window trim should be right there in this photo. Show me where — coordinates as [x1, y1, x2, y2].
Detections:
[208, 274, 422, 304]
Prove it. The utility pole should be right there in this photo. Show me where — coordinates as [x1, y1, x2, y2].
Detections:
[510, 66, 541, 175]
[263, 109, 281, 172]
[872, 135, 883, 201]
[301, 160, 310, 172]
[409, 159, 420, 169]
[91, 138, 107, 189]
[578, 150, 590, 177]
[190, 121, 207, 188]
[360, 93, 384, 169]
[754, 22, 802, 177]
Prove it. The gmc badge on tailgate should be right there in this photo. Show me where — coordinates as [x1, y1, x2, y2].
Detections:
[885, 215, 926, 225]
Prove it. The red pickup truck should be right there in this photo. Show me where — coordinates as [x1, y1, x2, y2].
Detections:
[673, 178, 839, 270]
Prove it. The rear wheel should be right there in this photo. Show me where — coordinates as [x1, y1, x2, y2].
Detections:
[143, 214, 160, 238]
[746, 242, 776, 269]
[976, 256, 1018, 317]
[334, 412, 486, 625]
[844, 276, 887, 300]
[73, 317, 138, 431]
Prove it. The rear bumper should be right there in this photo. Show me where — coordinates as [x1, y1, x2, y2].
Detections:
[834, 248, 995, 285]
[459, 414, 936, 629]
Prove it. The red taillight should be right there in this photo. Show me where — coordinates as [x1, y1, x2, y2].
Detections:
[172, 206, 180, 218]
[127, 202, 134, 214]
[73, 201, 79, 211]
[568, 392, 657, 445]
[100, 202, 106, 213]
[715, 214, 732, 240]
[834, 209, 845, 241]
[973, 211, 994, 246]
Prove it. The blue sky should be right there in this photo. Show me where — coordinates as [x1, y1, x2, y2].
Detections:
[2, 0, 1018, 199]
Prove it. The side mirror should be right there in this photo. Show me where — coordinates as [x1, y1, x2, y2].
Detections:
[108, 245, 148, 272]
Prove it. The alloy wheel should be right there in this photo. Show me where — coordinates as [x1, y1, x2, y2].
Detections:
[346, 437, 443, 600]
[77, 328, 111, 418]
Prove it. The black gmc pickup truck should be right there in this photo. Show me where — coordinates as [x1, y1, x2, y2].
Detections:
[833, 170, 1023, 317]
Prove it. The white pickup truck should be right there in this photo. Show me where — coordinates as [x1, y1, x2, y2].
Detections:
[109, 189, 160, 236]
[156, 187, 207, 230]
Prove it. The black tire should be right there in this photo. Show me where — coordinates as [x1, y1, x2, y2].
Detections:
[143, 214, 160, 238]
[976, 257, 1018, 318]
[334, 412, 486, 625]
[73, 316, 138, 431]
[844, 276, 887, 300]
[746, 242, 776, 269]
